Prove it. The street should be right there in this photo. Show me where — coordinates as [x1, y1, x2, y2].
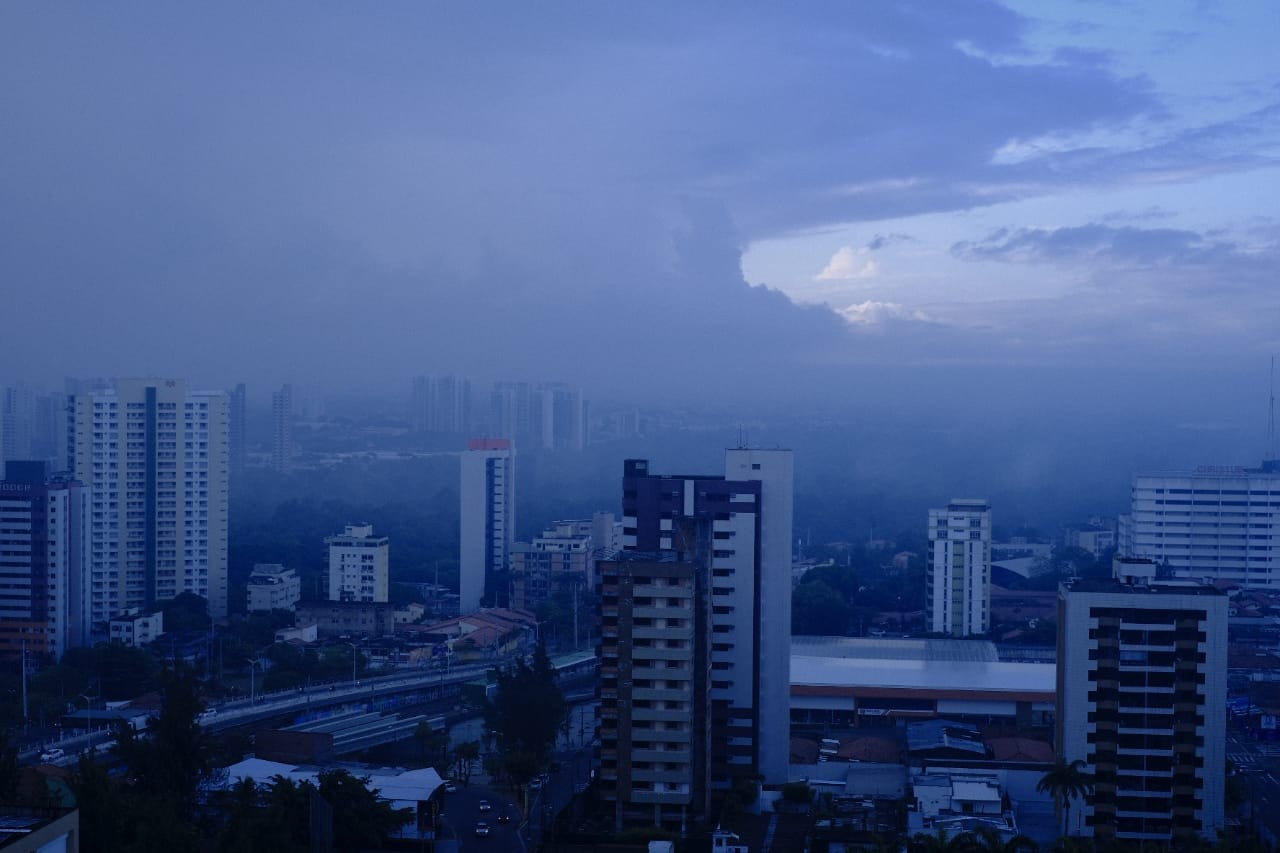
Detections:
[441, 784, 524, 852]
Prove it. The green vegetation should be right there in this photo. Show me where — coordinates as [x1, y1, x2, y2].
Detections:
[67, 664, 409, 852]
[483, 642, 566, 792]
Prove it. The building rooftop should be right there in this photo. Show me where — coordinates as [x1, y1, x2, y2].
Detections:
[792, 636, 999, 662]
[1062, 577, 1225, 596]
[791, 655, 1055, 696]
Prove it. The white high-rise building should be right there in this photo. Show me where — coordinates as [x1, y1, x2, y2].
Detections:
[69, 378, 230, 625]
[459, 438, 515, 614]
[0, 461, 91, 658]
[926, 498, 991, 637]
[1118, 462, 1280, 586]
[1057, 557, 1226, 844]
[326, 524, 389, 603]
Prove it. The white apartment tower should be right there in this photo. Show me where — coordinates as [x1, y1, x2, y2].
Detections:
[927, 498, 992, 637]
[326, 524, 389, 603]
[1118, 462, 1280, 586]
[459, 438, 515, 614]
[1057, 558, 1226, 844]
[69, 379, 230, 625]
[0, 461, 91, 658]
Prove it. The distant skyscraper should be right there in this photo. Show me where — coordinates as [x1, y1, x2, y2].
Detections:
[1, 385, 36, 466]
[229, 383, 247, 485]
[325, 524, 389, 603]
[69, 378, 230, 625]
[459, 438, 515, 614]
[1118, 462, 1280, 586]
[621, 448, 794, 787]
[1057, 557, 1226, 844]
[0, 461, 90, 658]
[410, 374, 473, 434]
[926, 498, 991, 637]
[271, 383, 294, 473]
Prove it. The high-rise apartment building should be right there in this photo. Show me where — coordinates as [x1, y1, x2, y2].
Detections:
[410, 375, 473, 434]
[326, 524, 389, 603]
[270, 384, 294, 473]
[598, 552, 711, 829]
[926, 499, 992, 637]
[1118, 462, 1280, 586]
[0, 461, 91, 658]
[459, 438, 515, 614]
[229, 383, 247, 486]
[621, 448, 794, 787]
[69, 378, 230, 625]
[1057, 557, 1226, 844]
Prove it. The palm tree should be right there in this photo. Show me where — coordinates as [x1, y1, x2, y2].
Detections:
[969, 825, 1038, 853]
[1037, 757, 1094, 837]
[909, 827, 978, 853]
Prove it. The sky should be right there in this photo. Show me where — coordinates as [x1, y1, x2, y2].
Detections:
[2, 2, 1278, 438]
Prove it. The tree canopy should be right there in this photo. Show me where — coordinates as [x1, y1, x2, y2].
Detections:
[483, 642, 566, 789]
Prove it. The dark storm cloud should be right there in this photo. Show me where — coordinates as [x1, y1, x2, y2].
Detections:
[0, 2, 1268, 403]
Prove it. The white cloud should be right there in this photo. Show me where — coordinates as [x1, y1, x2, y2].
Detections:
[816, 246, 880, 281]
[837, 300, 931, 326]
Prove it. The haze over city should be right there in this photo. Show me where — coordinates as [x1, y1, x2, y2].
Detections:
[6, 4, 1280, 851]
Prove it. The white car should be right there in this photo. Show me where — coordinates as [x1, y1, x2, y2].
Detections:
[40, 748, 65, 762]
[478, 799, 492, 812]
[474, 821, 491, 837]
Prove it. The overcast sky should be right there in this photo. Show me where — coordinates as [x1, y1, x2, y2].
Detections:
[3, 2, 1277, 430]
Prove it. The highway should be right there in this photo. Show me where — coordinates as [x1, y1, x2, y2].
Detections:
[20, 659, 498, 768]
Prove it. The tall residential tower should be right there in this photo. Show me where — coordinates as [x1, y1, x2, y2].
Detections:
[1057, 557, 1226, 844]
[69, 379, 230, 624]
[620, 448, 794, 787]
[459, 438, 515, 614]
[926, 498, 992, 637]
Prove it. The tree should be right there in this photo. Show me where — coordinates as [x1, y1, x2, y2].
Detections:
[162, 592, 212, 633]
[414, 720, 450, 766]
[452, 740, 480, 786]
[909, 827, 978, 853]
[483, 642, 565, 791]
[317, 769, 413, 851]
[1037, 757, 1094, 837]
[791, 580, 852, 635]
[969, 826, 1038, 853]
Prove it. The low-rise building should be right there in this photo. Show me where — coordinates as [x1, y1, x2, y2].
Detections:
[246, 563, 302, 613]
[295, 601, 394, 638]
[108, 609, 163, 648]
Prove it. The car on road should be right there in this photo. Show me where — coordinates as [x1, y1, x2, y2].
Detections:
[478, 799, 491, 812]
[39, 748, 64, 762]
[474, 821, 490, 837]
[496, 812, 511, 824]
[443, 780, 458, 793]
